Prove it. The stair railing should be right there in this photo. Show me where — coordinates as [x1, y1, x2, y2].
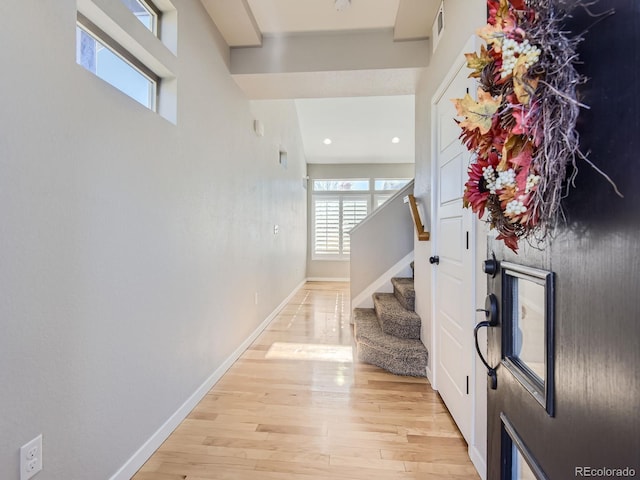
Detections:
[405, 194, 430, 241]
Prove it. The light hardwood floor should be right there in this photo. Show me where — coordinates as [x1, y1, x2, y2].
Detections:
[132, 281, 480, 480]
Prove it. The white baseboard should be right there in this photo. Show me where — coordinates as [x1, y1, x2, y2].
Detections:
[109, 279, 307, 480]
[469, 445, 487, 480]
[351, 251, 415, 313]
[306, 277, 350, 282]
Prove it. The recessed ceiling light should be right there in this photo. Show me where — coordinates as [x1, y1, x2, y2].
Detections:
[323, 138, 332, 145]
[335, 0, 351, 11]
[391, 137, 400, 144]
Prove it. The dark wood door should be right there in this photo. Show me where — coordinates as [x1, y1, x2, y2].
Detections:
[484, 1, 640, 478]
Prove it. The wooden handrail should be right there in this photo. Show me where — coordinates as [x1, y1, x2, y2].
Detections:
[406, 194, 430, 241]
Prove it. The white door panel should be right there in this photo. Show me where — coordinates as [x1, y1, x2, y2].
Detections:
[438, 272, 463, 327]
[440, 327, 466, 395]
[439, 218, 464, 262]
[440, 111, 461, 150]
[440, 154, 464, 204]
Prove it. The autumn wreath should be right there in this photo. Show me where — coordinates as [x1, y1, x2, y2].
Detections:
[453, 0, 619, 252]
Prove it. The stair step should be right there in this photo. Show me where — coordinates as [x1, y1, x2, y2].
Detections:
[373, 292, 421, 340]
[353, 308, 428, 377]
[391, 277, 415, 312]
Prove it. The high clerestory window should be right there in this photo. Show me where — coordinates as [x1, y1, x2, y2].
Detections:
[76, 15, 159, 110]
[121, 0, 161, 35]
[76, 0, 171, 113]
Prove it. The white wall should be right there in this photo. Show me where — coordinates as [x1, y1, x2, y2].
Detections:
[413, 0, 487, 477]
[0, 1, 307, 479]
[349, 181, 415, 304]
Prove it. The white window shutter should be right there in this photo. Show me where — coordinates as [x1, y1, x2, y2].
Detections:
[314, 197, 340, 255]
[342, 197, 369, 254]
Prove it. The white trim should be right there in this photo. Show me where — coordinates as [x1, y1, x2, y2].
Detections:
[305, 277, 350, 282]
[426, 365, 434, 385]
[429, 33, 477, 392]
[108, 279, 307, 480]
[431, 33, 486, 477]
[469, 445, 487, 480]
[350, 251, 415, 312]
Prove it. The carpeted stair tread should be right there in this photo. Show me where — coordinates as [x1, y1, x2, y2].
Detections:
[353, 308, 428, 377]
[391, 277, 415, 311]
[373, 292, 421, 340]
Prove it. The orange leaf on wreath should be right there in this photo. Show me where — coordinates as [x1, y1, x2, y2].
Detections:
[453, 90, 502, 135]
[499, 134, 526, 170]
[465, 45, 491, 78]
[513, 56, 540, 105]
[477, 23, 505, 51]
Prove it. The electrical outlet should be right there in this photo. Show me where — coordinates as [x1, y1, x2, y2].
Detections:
[273, 224, 279, 235]
[254, 292, 259, 305]
[20, 435, 42, 480]
[26, 446, 38, 460]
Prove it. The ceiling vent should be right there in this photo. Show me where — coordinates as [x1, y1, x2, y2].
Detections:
[432, 1, 445, 53]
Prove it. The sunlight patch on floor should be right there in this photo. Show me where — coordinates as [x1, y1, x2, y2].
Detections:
[265, 342, 353, 363]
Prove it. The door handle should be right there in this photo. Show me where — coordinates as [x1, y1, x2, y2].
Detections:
[429, 256, 440, 265]
[474, 293, 499, 390]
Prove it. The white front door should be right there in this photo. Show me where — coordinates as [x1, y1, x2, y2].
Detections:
[431, 56, 475, 443]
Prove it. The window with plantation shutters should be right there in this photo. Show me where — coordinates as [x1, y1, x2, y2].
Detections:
[313, 197, 340, 256]
[312, 195, 370, 259]
[311, 176, 409, 260]
[341, 196, 368, 254]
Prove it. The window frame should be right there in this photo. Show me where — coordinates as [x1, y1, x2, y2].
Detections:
[312, 179, 371, 192]
[122, 0, 162, 37]
[310, 175, 411, 260]
[501, 262, 556, 416]
[501, 413, 549, 480]
[76, 13, 160, 111]
[373, 193, 390, 209]
[373, 178, 412, 192]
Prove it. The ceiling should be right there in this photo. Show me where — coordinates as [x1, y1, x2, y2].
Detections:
[200, 0, 441, 163]
[295, 96, 415, 164]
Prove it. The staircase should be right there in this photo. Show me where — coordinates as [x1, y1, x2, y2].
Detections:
[353, 271, 428, 377]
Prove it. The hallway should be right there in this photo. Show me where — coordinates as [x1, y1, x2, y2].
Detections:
[132, 282, 479, 479]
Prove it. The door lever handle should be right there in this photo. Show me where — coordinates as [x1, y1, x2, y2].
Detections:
[474, 293, 499, 389]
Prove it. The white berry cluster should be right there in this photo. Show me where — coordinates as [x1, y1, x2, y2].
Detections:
[525, 174, 540, 193]
[500, 38, 541, 79]
[505, 198, 527, 215]
[482, 166, 517, 194]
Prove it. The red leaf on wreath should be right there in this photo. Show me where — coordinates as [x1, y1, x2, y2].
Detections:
[511, 108, 530, 135]
[496, 231, 519, 253]
[463, 152, 500, 218]
[509, 144, 532, 167]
